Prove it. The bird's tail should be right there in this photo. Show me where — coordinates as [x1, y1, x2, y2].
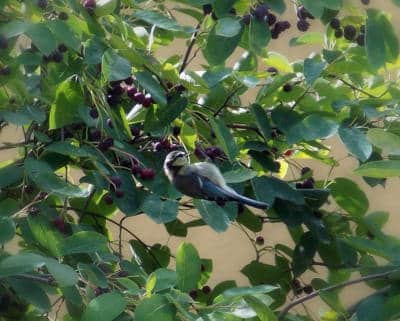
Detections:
[223, 187, 269, 209]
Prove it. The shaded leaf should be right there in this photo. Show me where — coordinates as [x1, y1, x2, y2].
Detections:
[176, 242, 201, 292]
[82, 292, 127, 321]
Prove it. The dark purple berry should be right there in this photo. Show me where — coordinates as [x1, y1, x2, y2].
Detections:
[103, 193, 113, 205]
[202, 4, 212, 15]
[189, 289, 198, 300]
[109, 84, 125, 96]
[89, 128, 101, 141]
[170, 143, 180, 150]
[330, 18, 340, 30]
[133, 92, 145, 104]
[99, 137, 114, 151]
[115, 189, 124, 198]
[302, 178, 315, 189]
[58, 43, 68, 53]
[200, 264, 206, 272]
[356, 34, 365, 46]
[294, 287, 303, 295]
[29, 206, 40, 216]
[37, 0, 48, 9]
[344, 25, 357, 40]
[242, 14, 251, 25]
[131, 164, 141, 175]
[0, 66, 11, 76]
[52, 217, 66, 233]
[84, 0, 96, 9]
[160, 138, 170, 149]
[295, 182, 303, 189]
[211, 12, 218, 20]
[360, 25, 366, 34]
[50, 51, 63, 63]
[271, 27, 280, 39]
[124, 76, 133, 85]
[58, 11, 69, 20]
[89, 108, 99, 119]
[117, 270, 129, 277]
[194, 146, 206, 160]
[254, 4, 268, 20]
[24, 185, 34, 194]
[229, 8, 236, 15]
[140, 168, 155, 180]
[255, 236, 264, 245]
[110, 176, 122, 188]
[297, 19, 310, 32]
[334, 28, 343, 38]
[107, 94, 121, 106]
[303, 285, 313, 294]
[361, 0, 370, 4]
[175, 84, 186, 93]
[292, 279, 301, 289]
[0, 35, 8, 49]
[106, 118, 113, 128]
[130, 126, 140, 136]
[283, 83, 292, 92]
[202, 285, 211, 294]
[127, 86, 137, 98]
[301, 167, 311, 176]
[267, 66, 278, 74]
[279, 21, 291, 30]
[154, 142, 162, 152]
[266, 13, 276, 26]
[142, 96, 153, 108]
[172, 126, 181, 136]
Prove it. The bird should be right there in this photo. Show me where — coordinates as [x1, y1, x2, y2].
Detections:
[163, 150, 269, 209]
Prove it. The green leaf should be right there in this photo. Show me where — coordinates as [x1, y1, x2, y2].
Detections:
[136, 71, 167, 107]
[112, 170, 143, 215]
[354, 160, 400, 178]
[356, 295, 385, 321]
[94, 0, 118, 16]
[135, 294, 175, 321]
[0, 253, 45, 277]
[0, 198, 19, 217]
[215, 17, 242, 37]
[0, 20, 31, 37]
[223, 285, 278, 298]
[249, 18, 271, 55]
[366, 9, 399, 69]
[141, 194, 178, 224]
[339, 127, 372, 162]
[45, 258, 79, 287]
[193, 199, 231, 232]
[292, 232, 317, 276]
[134, 10, 195, 33]
[203, 66, 232, 87]
[157, 95, 187, 126]
[241, 261, 285, 285]
[252, 176, 305, 206]
[303, 57, 326, 86]
[236, 207, 262, 232]
[151, 268, 177, 292]
[26, 23, 57, 55]
[223, 167, 257, 184]
[203, 26, 242, 66]
[210, 118, 238, 162]
[250, 104, 271, 141]
[245, 296, 278, 321]
[342, 236, 399, 261]
[45, 141, 93, 158]
[176, 242, 201, 292]
[61, 231, 108, 255]
[330, 178, 369, 218]
[8, 278, 51, 312]
[28, 215, 63, 256]
[0, 162, 24, 188]
[49, 77, 84, 129]
[290, 32, 324, 46]
[302, 0, 325, 18]
[288, 115, 338, 144]
[82, 292, 127, 321]
[25, 158, 89, 198]
[0, 217, 15, 244]
[102, 49, 132, 82]
[367, 128, 400, 155]
[165, 219, 188, 237]
[49, 20, 81, 51]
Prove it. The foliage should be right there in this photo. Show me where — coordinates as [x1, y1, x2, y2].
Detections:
[1, 0, 400, 320]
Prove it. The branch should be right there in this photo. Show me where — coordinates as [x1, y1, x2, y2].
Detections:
[213, 86, 243, 117]
[179, 23, 201, 74]
[278, 270, 395, 319]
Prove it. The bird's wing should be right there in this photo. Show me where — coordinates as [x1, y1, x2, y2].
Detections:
[187, 162, 227, 187]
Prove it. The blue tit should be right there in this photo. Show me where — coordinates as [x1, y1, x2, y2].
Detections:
[163, 150, 269, 209]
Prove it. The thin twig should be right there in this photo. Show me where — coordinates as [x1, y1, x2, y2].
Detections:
[179, 23, 201, 74]
[213, 86, 243, 117]
[278, 270, 396, 319]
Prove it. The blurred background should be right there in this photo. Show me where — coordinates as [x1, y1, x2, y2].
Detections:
[1, 0, 400, 318]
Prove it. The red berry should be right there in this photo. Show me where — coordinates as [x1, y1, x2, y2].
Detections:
[84, 0, 96, 9]
[142, 96, 153, 108]
[160, 138, 171, 149]
[127, 86, 138, 98]
[140, 168, 155, 180]
[103, 193, 113, 205]
[52, 217, 66, 233]
[131, 164, 141, 175]
[284, 150, 293, 157]
[110, 176, 122, 188]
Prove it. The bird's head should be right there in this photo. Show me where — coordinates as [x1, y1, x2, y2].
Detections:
[164, 150, 189, 169]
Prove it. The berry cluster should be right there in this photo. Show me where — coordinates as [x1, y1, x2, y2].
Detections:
[292, 279, 314, 295]
[296, 6, 314, 32]
[194, 145, 225, 161]
[330, 18, 365, 46]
